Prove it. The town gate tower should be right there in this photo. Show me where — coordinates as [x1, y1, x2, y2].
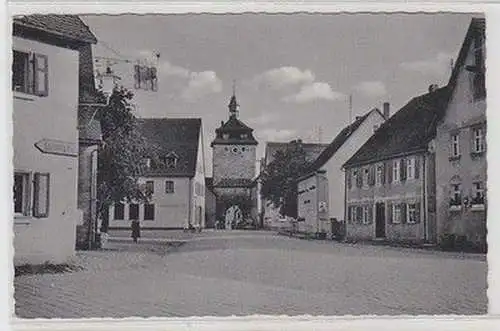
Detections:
[211, 93, 258, 228]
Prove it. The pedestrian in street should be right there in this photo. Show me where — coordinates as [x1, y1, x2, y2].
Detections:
[131, 219, 141, 243]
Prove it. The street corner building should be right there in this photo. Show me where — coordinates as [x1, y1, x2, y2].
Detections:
[296, 107, 388, 236]
[107, 118, 206, 231]
[210, 93, 259, 227]
[342, 17, 486, 249]
[434, 18, 487, 251]
[12, 15, 99, 265]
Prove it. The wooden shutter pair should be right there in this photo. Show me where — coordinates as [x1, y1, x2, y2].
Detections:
[368, 166, 376, 186]
[33, 173, 50, 218]
[400, 159, 407, 181]
[356, 171, 362, 188]
[414, 202, 421, 223]
[414, 157, 420, 179]
[387, 202, 393, 223]
[33, 54, 48, 96]
[400, 203, 407, 223]
[367, 205, 373, 224]
[387, 161, 393, 184]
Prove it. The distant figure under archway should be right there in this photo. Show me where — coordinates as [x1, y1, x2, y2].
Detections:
[225, 205, 242, 230]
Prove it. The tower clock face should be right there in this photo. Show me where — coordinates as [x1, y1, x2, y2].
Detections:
[231, 147, 241, 154]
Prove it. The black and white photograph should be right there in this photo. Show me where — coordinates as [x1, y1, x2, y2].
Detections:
[9, 9, 490, 321]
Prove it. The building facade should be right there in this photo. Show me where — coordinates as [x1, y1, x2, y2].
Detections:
[108, 118, 206, 230]
[211, 94, 258, 228]
[12, 15, 98, 265]
[297, 108, 387, 235]
[435, 18, 487, 250]
[343, 87, 450, 243]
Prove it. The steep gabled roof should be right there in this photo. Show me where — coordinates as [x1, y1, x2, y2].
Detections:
[138, 118, 202, 177]
[13, 15, 97, 44]
[307, 108, 384, 172]
[344, 87, 451, 168]
[447, 17, 485, 97]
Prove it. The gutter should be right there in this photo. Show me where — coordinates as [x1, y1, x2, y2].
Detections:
[343, 147, 429, 169]
[422, 154, 428, 242]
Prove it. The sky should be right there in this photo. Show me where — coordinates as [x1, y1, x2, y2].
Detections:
[81, 13, 477, 175]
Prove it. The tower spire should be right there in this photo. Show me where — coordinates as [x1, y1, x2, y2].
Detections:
[228, 79, 239, 118]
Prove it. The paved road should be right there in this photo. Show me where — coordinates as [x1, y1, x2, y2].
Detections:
[14, 231, 487, 318]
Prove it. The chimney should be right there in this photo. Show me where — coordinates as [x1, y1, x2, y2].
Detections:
[428, 84, 439, 93]
[383, 102, 390, 120]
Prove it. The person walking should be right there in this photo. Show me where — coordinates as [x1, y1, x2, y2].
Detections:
[131, 219, 141, 243]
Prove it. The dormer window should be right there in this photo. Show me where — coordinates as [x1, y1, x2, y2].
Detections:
[162, 152, 178, 169]
[223, 133, 229, 140]
[241, 133, 248, 139]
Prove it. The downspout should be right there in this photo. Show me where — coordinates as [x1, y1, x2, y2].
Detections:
[422, 154, 427, 242]
[343, 168, 348, 241]
[88, 148, 98, 250]
[188, 177, 193, 228]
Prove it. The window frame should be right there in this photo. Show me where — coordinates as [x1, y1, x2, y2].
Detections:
[362, 205, 370, 225]
[114, 202, 125, 220]
[450, 183, 462, 208]
[472, 127, 485, 154]
[472, 181, 485, 206]
[144, 203, 155, 221]
[392, 160, 400, 183]
[375, 165, 383, 186]
[13, 171, 31, 217]
[129, 203, 139, 220]
[12, 50, 49, 97]
[406, 157, 415, 180]
[363, 168, 369, 188]
[451, 133, 460, 157]
[165, 180, 175, 194]
[407, 203, 417, 224]
[392, 204, 402, 224]
[145, 180, 154, 195]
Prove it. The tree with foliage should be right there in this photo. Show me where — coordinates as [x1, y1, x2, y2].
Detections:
[260, 142, 310, 218]
[97, 87, 158, 233]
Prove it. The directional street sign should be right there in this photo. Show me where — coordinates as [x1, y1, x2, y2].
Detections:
[34, 139, 78, 157]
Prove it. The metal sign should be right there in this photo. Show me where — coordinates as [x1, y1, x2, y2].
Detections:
[34, 139, 78, 157]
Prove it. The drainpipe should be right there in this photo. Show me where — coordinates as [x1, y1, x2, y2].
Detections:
[88, 148, 98, 250]
[188, 177, 193, 228]
[343, 168, 348, 240]
[422, 154, 427, 242]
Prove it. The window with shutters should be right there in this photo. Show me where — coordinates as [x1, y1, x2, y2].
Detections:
[165, 180, 175, 194]
[392, 204, 402, 224]
[33, 173, 50, 218]
[144, 203, 155, 220]
[351, 169, 358, 190]
[14, 172, 31, 217]
[375, 165, 383, 186]
[363, 168, 369, 188]
[472, 182, 485, 206]
[407, 203, 418, 224]
[114, 203, 125, 220]
[406, 157, 415, 180]
[129, 203, 139, 220]
[450, 183, 462, 208]
[362, 205, 370, 224]
[472, 127, 485, 154]
[145, 181, 154, 195]
[356, 206, 363, 223]
[451, 134, 460, 158]
[12, 50, 48, 96]
[393, 160, 400, 183]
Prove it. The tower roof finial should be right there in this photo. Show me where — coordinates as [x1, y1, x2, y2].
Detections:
[232, 79, 236, 96]
[228, 79, 239, 118]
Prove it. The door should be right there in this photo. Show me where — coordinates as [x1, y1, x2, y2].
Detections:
[375, 202, 386, 238]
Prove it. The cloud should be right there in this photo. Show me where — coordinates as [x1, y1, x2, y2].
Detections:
[253, 66, 315, 90]
[247, 113, 280, 126]
[283, 82, 344, 103]
[159, 61, 190, 78]
[355, 81, 387, 97]
[258, 128, 296, 142]
[181, 71, 223, 101]
[400, 52, 455, 76]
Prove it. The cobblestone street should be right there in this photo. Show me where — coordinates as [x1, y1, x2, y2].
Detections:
[14, 231, 487, 318]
